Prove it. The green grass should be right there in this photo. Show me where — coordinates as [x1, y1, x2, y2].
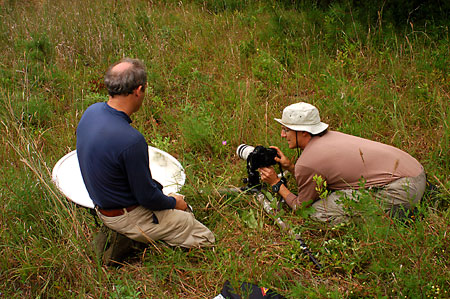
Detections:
[1, 0, 449, 297]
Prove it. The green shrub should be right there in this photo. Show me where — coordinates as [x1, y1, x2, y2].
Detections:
[179, 102, 216, 153]
[251, 50, 284, 86]
[23, 32, 54, 63]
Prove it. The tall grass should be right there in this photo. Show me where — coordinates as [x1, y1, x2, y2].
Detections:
[1, 0, 449, 297]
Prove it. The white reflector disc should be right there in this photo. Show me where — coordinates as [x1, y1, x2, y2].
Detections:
[52, 146, 185, 209]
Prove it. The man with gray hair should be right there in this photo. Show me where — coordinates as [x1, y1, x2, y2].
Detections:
[77, 58, 215, 248]
[259, 102, 426, 224]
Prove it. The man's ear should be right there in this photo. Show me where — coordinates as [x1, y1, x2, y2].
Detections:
[134, 85, 143, 96]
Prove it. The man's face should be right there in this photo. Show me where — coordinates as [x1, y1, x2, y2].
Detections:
[281, 127, 310, 149]
[281, 126, 297, 149]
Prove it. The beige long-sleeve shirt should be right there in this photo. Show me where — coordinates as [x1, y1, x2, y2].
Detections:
[285, 131, 423, 208]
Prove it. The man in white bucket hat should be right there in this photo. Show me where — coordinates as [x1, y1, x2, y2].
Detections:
[259, 102, 426, 224]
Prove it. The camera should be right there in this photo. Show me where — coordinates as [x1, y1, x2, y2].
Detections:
[237, 144, 278, 170]
[237, 144, 278, 190]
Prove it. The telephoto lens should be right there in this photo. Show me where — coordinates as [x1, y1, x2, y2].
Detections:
[236, 144, 255, 161]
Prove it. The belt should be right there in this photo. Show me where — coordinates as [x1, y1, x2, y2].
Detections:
[97, 205, 139, 217]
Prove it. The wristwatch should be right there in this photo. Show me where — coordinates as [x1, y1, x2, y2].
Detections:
[272, 180, 284, 193]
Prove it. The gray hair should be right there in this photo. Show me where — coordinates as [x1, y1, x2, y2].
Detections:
[104, 58, 147, 97]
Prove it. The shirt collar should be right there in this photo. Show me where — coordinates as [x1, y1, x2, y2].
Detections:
[104, 102, 132, 123]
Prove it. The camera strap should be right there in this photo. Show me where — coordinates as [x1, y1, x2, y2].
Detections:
[277, 163, 287, 186]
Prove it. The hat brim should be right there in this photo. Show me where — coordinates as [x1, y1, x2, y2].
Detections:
[274, 118, 329, 135]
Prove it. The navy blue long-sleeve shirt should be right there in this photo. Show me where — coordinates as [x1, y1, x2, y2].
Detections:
[76, 102, 176, 210]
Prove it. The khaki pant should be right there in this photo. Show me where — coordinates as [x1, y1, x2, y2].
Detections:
[311, 170, 427, 225]
[97, 206, 215, 248]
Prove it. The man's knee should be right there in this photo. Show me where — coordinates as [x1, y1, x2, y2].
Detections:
[153, 209, 214, 247]
[380, 171, 427, 209]
[156, 209, 195, 230]
[311, 191, 350, 225]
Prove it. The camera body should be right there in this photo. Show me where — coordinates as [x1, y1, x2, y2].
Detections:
[237, 144, 278, 190]
[237, 144, 278, 170]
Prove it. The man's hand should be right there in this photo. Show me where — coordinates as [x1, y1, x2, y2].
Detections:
[259, 167, 279, 186]
[170, 193, 188, 211]
[270, 146, 294, 173]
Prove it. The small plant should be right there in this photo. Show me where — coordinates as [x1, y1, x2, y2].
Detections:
[251, 50, 284, 86]
[239, 39, 256, 58]
[149, 134, 172, 152]
[23, 32, 54, 63]
[313, 174, 330, 200]
[178, 102, 218, 154]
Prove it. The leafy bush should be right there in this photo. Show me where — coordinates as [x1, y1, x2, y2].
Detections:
[23, 32, 54, 63]
[179, 102, 216, 154]
[251, 50, 285, 86]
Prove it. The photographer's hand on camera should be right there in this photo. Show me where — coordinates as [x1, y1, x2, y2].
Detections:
[260, 166, 292, 199]
[259, 167, 279, 186]
[270, 146, 295, 173]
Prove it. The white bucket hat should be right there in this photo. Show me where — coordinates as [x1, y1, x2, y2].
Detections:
[275, 102, 328, 134]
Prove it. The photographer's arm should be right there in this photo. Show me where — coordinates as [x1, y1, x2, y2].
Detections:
[274, 184, 292, 202]
[259, 167, 295, 202]
[259, 167, 280, 186]
[260, 166, 320, 210]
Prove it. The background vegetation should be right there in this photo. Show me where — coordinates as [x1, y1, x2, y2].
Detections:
[1, 0, 449, 297]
